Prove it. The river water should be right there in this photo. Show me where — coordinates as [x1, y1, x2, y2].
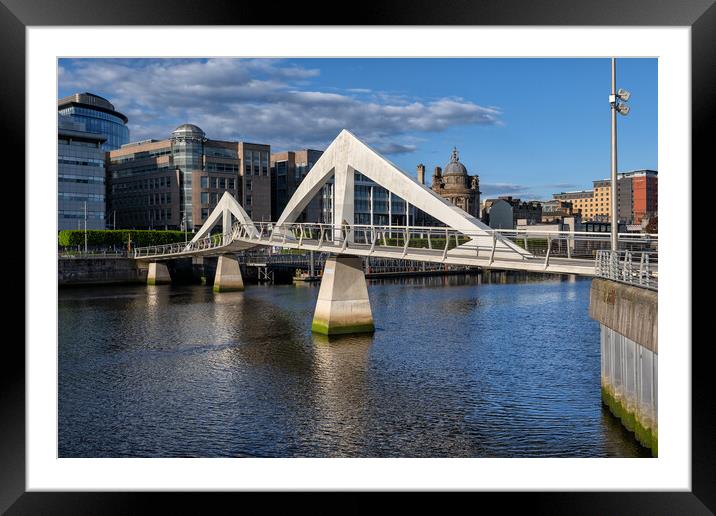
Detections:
[58, 274, 648, 457]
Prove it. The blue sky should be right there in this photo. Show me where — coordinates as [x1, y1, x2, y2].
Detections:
[58, 58, 657, 200]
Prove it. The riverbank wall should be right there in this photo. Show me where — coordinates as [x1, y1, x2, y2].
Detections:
[589, 278, 658, 456]
[59, 256, 148, 286]
[58, 256, 205, 286]
[62, 256, 568, 287]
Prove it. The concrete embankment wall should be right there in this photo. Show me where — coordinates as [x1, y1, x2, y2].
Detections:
[589, 278, 658, 455]
[59, 257, 148, 286]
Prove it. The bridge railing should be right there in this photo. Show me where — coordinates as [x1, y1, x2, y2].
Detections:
[133, 226, 235, 258]
[239, 221, 657, 262]
[595, 249, 658, 290]
[133, 219, 657, 269]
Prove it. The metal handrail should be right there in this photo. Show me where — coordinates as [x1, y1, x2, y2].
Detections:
[132, 221, 658, 273]
[595, 249, 658, 290]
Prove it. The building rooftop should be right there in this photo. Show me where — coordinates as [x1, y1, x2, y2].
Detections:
[171, 124, 206, 140]
[443, 147, 468, 176]
[57, 92, 128, 123]
[121, 139, 160, 148]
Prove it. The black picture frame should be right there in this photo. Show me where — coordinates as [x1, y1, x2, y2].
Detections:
[4, 0, 711, 512]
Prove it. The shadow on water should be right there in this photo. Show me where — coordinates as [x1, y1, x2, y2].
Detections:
[58, 274, 650, 458]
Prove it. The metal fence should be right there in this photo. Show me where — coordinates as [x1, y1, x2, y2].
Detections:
[595, 250, 658, 290]
[132, 221, 658, 275]
[59, 249, 131, 258]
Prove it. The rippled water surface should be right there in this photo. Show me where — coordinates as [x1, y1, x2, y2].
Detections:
[58, 275, 648, 457]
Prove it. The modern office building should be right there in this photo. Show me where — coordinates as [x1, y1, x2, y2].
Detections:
[58, 116, 108, 230]
[107, 124, 270, 230]
[320, 171, 414, 228]
[58, 92, 129, 151]
[238, 141, 272, 222]
[270, 149, 324, 221]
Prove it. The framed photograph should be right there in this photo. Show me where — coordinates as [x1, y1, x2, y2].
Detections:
[6, 0, 711, 512]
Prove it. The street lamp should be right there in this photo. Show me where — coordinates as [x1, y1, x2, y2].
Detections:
[609, 58, 631, 251]
[84, 201, 88, 254]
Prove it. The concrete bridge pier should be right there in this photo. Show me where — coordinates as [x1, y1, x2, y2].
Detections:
[147, 262, 171, 285]
[213, 254, 244, 292]
[312, 255, 374, 335]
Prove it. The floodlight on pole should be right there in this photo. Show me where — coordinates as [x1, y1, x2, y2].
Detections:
[617, 103, 630, 116]
[617, 88, 631, 102]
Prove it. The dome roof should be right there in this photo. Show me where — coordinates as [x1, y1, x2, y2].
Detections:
[443, 147, 467, 175]
[171, 123, 206, 139]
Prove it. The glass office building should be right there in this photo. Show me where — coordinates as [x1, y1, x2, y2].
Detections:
[321, 171, 414, 227]
[58, 116, 107, 230]
[58, 92, 129, 151]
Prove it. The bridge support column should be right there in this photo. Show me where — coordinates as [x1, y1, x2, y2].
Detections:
[312, 255, 374, 335]
[213, 254, 244, 292]
[147, 262, 171, 285]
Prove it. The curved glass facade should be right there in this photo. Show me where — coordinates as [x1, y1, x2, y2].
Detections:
[59, 106, 129, 151]
[171, 138, 204, 230]
[58, 105, 129, 151]
[58, 117, 107, 230]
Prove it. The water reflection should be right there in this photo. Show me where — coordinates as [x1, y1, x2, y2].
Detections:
[58, 275, 649, 458]
[309, 334, 373, 455]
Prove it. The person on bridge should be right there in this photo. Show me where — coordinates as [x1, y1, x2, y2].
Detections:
[341, 219, 351, 241]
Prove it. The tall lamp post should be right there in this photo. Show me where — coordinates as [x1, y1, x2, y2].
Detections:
[84, 201, 88, 254]
[609, 57, 631, 251]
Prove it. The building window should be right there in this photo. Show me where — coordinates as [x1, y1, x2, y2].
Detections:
[201, 192, 209, 204]
[201, 176, 209, 188]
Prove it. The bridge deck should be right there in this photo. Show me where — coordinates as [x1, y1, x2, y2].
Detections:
[135, 236, 598, 276]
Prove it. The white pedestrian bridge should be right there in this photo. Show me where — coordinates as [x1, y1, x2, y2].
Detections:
[134, 218, 656, 278]
[133, 130, 657, 334]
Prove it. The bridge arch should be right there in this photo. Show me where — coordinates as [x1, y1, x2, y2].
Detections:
[276, 129, 528, 258]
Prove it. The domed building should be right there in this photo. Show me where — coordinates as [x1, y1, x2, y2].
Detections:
[429, 147, 480, 218]
[170, 123, 207, 141]
[107, 123, 271, 230]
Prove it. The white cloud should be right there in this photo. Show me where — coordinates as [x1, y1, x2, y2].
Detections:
[59, 58, 502, 155]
